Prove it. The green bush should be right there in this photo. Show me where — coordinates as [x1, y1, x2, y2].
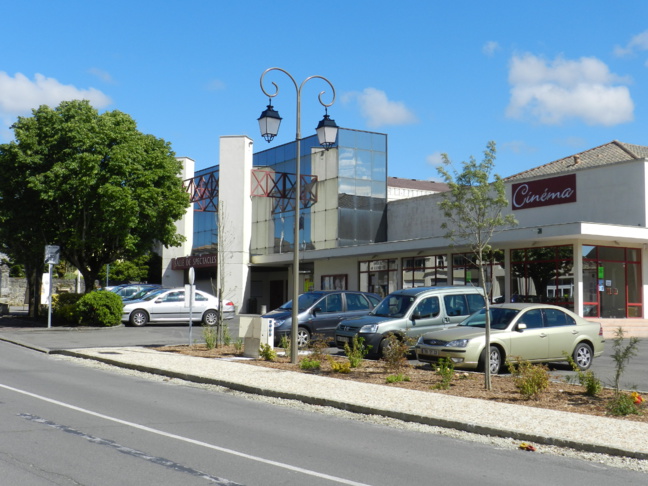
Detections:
[299, 357, 321, 371]
[607, 393, 642, 417]
[75, 291, 123, 327]
[52, 293, 83, 324]
[507, 358, 550, 400]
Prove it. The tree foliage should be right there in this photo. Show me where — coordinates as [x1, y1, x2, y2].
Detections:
[0, 100, 190, 312]
[437, 141, 517, 390]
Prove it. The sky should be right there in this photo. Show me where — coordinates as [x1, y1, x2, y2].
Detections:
[3, 1, 648, 181]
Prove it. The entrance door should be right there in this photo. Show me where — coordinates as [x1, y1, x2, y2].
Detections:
[600, 261, 627, 318]
[269, 280, 285, 311]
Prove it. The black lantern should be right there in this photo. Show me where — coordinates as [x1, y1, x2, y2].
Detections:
[258, 103, 282, 143]
[316, 110, 338, 149]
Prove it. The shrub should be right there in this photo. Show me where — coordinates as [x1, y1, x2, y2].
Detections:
[607, 393, 642, 417]
[327, 356, 351, 373]
[259, 343, 277, 361]
[299, 357, 321, 371]
[234, 339, 244, 353]
[343, 335, 370, 368]
[432, 357, 455, 390]
[565, 353, 602, 396]
[386, 373, 410, 383]
[611, 327, 640, 393]
[308, 333, 328, 362]
[203, 325, 217, 349]
[380, 333, 412, 373]
[52, 293, 83, 324]
[75, 290, 122, 327]
[507, 358, 549, 400]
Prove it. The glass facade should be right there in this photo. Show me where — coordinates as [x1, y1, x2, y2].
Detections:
[582, 245, 642, 318]
[510, 245, 574, 310]
[251, 128, 387, 256]
[401, 255, 448, 288]
[192, 166, 219, 254]
[360, 259, 398, 298]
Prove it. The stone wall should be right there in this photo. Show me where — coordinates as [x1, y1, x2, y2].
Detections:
[2, 277, 85, 305]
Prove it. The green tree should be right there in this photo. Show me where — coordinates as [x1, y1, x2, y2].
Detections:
[0, 100, 190, 313]
[98, 252, 160, 286]
[437, 141, 517, 390]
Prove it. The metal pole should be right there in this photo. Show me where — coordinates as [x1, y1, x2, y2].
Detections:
[260, 68, 335, 364]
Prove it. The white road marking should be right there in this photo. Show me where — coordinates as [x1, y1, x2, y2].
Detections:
[0, 383, 372, 486]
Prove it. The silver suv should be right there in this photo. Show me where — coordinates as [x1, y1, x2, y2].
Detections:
[335, 286, 485, 358]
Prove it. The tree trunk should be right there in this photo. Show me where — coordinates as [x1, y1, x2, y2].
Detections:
[480, 261, 492, 391]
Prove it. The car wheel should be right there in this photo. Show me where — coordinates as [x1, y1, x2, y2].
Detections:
[203, 310, 218, 326]
[572, 342, 593, 371]
[129, 309, 148, 327]
[296, 327, 311, 348]
[478, 346, 502, 374]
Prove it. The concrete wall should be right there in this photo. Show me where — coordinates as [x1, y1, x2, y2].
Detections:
[161, 157, 195, 289]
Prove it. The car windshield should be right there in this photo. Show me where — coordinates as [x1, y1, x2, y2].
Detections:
[459, 307, 520, 330]
[370, 295, 415, 318]
[125, 288, 156, 300]
[277, 293, 324, 312]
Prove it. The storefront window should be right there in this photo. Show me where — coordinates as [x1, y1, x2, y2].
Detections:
[401, 255, 447, 288]
[510, 245, 574, 310]
[582, 245, 642, 318]
[452, 252, 504, 302]
[360, 259, 397, 298]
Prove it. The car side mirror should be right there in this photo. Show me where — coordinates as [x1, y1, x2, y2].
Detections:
[517, 323, 527, 332]
[412, 311, 421, 320]
[312, 306, 322, 316]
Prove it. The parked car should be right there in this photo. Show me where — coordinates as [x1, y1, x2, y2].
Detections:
[263, 290, 381, 347]
[415, 303, 605, 374]
[110, 283, 162, 300]
[122, 286, 167, 303]
[335, 286, 486, 358]
[122, 288, 235, 326]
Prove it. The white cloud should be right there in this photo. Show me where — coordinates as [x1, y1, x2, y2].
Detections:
[206, 79, 226, 91]
[345, 87, 417, 128]
[426, 151, 444, 167]
[506, 54, 633, 126]
[0, 72, 112, 138]
[614, 30, 648, 57]
[500, 140, 538, 155]
[88, 67, 116, 84]
[482, 41, 500, 57]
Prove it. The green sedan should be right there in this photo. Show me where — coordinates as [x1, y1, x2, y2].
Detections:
[415, 303, 605, 374]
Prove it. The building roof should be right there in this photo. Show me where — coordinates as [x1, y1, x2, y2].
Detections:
[504, 141, 648, 182]
[387, 176, 449, 192]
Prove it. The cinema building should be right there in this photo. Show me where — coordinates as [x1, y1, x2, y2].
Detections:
[162, 133, 648, 336]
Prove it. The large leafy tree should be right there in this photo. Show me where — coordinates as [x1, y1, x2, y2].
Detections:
[437, 141, 517, 390]
[0, 100, 190, 313]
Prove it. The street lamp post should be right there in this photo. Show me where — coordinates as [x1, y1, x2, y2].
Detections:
[258, 67, 338, 363]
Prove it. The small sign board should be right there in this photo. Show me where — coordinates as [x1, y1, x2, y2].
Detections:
[45, 245, 60, 265]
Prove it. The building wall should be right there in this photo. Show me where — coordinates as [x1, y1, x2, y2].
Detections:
[161, 157, 195, 289]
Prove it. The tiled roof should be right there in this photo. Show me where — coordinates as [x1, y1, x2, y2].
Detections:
[387, 176, 449, 191]
[504, 141, 648, 182]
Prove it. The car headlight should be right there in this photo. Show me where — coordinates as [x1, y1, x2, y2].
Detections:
[446, 339, 469, 348]
[359, 324, 379, 333]
[273, 319, 287, 328]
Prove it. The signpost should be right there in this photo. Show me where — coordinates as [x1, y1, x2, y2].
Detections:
[186, 267, 195, 345]
[44, 245, 60, 329]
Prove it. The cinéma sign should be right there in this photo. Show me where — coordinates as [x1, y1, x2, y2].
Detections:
[172, 254, 217, 270]
[511, 174, 576, 210]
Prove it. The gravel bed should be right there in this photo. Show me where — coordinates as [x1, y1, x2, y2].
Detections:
[53, 354, 648, 474]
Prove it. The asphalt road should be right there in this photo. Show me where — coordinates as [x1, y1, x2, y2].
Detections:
[1, 340, 646, 485]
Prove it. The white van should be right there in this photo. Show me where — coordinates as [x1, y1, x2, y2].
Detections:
[335, 286, 485, 358]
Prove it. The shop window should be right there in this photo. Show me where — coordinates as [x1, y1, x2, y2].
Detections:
[401, 255, 447, 288]
[510, 245, 574, 310]
[582, 245, 642, 318]
[359, 259, 397, 298]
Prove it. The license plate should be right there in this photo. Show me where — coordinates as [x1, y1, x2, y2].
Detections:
[420, 348, 439, 356]
[337, 336, 350, 343]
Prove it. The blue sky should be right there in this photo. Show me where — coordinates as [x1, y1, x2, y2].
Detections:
[3, 1, 648, 180]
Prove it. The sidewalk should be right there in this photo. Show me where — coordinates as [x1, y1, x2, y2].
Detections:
[1, 313, 648, 461]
